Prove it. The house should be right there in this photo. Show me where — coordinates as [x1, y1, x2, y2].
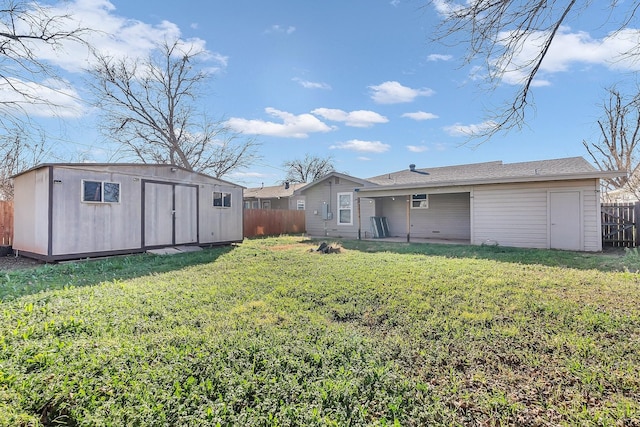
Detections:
[243, 182, 307, 210]
[12, 163, 244, 261]
[298, 157, 625, 252]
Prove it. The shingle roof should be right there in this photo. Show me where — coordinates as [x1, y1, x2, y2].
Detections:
[365, 157, 614, 188]
[244, 182, 307, 199]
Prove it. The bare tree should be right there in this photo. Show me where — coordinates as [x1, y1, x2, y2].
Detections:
[0, 0, 88, 128]
[431, 0, 640, 139]
[583, 86, 640, 200]
[0, 127, 49, 200]
[282, 154, 335, 183]
[88, 39, 260, 178]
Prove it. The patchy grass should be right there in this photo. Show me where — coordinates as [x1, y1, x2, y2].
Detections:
[0, 236, 639, 426]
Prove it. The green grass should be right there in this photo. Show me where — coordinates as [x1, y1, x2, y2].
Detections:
[0, 236, 639, 426]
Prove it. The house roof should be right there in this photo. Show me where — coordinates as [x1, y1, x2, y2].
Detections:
[244, 182, 307, 199]
[296, 172, 375, 194]
[359, 157, 625, 192]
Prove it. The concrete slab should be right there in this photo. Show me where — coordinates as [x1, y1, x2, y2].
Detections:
[147, 247, 182, 255]
[175, 246, 203, 253]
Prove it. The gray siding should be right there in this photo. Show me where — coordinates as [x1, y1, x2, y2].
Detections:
[472, 179, 601, 251]
[304, 177, 372, 239]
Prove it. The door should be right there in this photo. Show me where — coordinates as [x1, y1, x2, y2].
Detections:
[143, 181, 198, 248]
[549, 191, 581, 250]
[175, 185, 197, 244]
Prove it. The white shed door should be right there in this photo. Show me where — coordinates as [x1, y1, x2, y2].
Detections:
[144, 182, 198, 247]
[549, 191, 581, 250]
[144, 182, 174, 247]
[175, 185, 198, 245]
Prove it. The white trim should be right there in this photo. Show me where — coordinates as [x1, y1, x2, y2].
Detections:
[337, 192, 353, 225]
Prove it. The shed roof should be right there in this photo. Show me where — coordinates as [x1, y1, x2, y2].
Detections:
[11, 163, 244, 188]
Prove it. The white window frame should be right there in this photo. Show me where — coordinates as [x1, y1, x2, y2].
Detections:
[213, 191, 232, 208]
[296, 199, 305, 210]
[337, 192, 353, 225]
[82, 180, 121, 204]
[411, 194, 429, 209]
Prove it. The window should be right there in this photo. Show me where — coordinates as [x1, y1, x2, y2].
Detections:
[411, 194, 429, 209]
[82, 180, 120, 203]
[214, 192, 232, 207]
[296, 199, 305, 210]
[337, 192, 352, 225]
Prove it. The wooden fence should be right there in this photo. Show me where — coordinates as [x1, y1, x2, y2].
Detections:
[601, 202, 639, 248]
[0, 201, 13, 246]
[243, 209, 305, 238]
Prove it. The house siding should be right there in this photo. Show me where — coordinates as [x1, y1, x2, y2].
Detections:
[305, 177, 372, 238]
[472, 179, 601, 251]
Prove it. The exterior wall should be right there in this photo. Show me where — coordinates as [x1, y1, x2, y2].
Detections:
[199, 182, 244, 243]
[51, 167, 141, 256]
[13, 168, 50, 255]
[304, 177, 372, 239]
[13, 164, 243, 260]
[244, 195, 306, 210]
[472, 179, 601, 251]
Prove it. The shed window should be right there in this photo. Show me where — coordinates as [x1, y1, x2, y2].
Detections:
[82, 180, 120, 203]
[337, 192, 352, 225]
[214, 191, 231, 208]
[411, 194, 429, 209]
[296, 200, 305, 210]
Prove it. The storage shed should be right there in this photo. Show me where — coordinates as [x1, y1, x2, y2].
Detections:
[12, 163, 244, 261]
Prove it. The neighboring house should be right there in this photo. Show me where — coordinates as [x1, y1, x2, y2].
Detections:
[601, 186, 639, 203]
[298, 157, 625, 252]
[12, 163, 244, 261]
[243, 182, 307, 210]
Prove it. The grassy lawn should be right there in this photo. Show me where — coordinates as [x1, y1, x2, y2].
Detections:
[0, 236, 639, 426]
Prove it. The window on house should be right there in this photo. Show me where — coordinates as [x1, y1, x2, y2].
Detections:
[337, 192, 352, 225]
[296, 200, 305, 210]
[214, 192, 232, 207]
[82, 180, 120, 203]
[251, 200, 259, 209]
[411, 194, 429, 209]
[262, 200, 271, 209]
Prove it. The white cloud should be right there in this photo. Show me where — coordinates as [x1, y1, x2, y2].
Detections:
[293, 78, 332, 90]
[358, 156, 372, 161]
[0, 77, 85, 118]
[265, 24, 296, 35]
[0, 0, 226, 119]
[402, 111, 439, 121]
[330, 139, 390, 153]
[226, 107, 333, 138]
[444, 121, 497, 137]
[312, 108, 388, 127]
[406, 145, 429, 153]
[496, 27, 640, 86]
[369, 81, 434, 104]
[427, 54, 452, 62]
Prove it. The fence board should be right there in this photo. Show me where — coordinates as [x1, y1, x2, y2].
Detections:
[0, 201, 13, 246]
[601, 202, 638, 247]
[243, 209, 305, 238]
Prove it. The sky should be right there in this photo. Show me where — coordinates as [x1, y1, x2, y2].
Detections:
[3, 0, 640, 187]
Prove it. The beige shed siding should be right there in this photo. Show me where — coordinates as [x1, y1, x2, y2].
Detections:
[304, 177, 372, 238]
[51, 168, 142, 255]
[12, 168, 49, 255]
[472, 179, 600, 250]
[199, 184, 244, 243]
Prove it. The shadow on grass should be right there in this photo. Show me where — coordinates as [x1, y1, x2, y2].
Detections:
[301, 237, 640, 273]
[0, 245, 235, 302]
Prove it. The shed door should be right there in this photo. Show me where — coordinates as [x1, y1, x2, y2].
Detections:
[175, 185, 198, 245]
[143, 182, 198, 247]
[549, 191, 581, 250]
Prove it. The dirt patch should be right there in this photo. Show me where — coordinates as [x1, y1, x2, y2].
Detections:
[0, 252, 43, 271]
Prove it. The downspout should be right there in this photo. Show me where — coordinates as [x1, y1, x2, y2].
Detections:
[355, 188, 361, 240]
